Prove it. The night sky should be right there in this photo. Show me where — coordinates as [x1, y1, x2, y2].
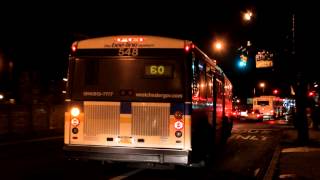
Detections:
[0, 1, 318, 100]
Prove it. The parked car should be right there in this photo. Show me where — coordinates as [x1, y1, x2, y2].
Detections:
[239, 109, 263, 121]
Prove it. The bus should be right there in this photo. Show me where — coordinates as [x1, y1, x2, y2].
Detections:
[63, 35, 233, 167]
[253, 95, 284, 120]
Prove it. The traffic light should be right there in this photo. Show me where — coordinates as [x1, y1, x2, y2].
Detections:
[240, 54, 248, 63]
[273, 89, 279, 95]
[237, 54, 248, 68]
[238, 60, 247, 68]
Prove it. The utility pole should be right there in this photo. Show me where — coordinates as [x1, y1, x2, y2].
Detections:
[292, 13, 309, 144]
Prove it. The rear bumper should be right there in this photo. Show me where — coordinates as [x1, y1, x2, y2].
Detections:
[63, 145, 189, 165]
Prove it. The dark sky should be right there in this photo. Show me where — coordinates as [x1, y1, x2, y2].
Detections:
[0, 1, 318, 98]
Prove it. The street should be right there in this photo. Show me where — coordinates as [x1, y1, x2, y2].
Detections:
[0, 120, 288, 180]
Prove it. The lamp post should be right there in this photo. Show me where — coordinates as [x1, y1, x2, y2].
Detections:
[259, 82, 265, 94]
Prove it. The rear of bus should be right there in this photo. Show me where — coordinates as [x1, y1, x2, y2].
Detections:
[253, 96, 275, 120]
[63, 36, 193, 165]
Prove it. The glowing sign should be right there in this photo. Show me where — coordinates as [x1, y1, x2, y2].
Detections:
[145, 65, 173, 77]
[255, 50, 274, 68]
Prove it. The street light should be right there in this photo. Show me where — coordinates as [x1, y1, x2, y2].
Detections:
[243, 10, 253, 21]
[213, 40, 224, 53]
[259, 82, 265, 94]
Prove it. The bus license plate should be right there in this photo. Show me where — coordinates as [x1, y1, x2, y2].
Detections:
[119, 136, 132, 144]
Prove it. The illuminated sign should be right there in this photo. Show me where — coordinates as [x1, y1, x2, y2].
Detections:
[255, 50, 274, 68]
[145, 65, 173, 77]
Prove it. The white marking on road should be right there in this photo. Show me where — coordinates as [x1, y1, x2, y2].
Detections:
[254, 168, 260, 176]
[279, 174, 297, 179]
[110, 168, 144, 180]
[282, 147, 320, 153]
[230, 134, 269, 141]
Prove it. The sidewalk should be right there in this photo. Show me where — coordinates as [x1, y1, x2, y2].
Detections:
[275, 127, 320, 179]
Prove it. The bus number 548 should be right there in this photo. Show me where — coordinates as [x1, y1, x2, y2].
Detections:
[118, 48, 138, 56]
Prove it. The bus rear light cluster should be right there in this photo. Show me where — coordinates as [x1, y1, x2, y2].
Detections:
[174, 111, 183, 120]
[174, 120, 183, 130]
[71, 118, 80, 126]
[72, 127, 79, 134]
[71, 43, 77, 52]
[71, 107, 80, 117]
[175, 131, 182, 138]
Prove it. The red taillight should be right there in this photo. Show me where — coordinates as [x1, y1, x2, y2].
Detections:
[71, 118, 80, 126]
[71, 43, 77, 52]
[185, 45, 190, 52]
[309, 91, 315, 96]
[174, 121, 184, 130]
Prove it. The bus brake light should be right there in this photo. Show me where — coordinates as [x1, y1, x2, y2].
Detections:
[71, 118, 80, 126]
[185, 45, 190, 52]
[174, 120, 184, 130]
[71, 44, 77, 52]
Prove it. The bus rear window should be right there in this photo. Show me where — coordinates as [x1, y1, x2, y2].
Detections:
[257, 101, 269, 106]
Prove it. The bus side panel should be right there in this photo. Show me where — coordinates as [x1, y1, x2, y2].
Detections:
[191, 103, 215, 162]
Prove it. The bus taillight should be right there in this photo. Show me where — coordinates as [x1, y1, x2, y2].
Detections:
[71, 118, 80, 126]
[71, 43, 77, 52]
[185, 45, 190, 52]
[174, 120, 183, 130]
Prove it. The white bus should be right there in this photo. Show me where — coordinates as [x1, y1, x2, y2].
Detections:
[253, 96, 277, 120]
[63, 35, 233, 167]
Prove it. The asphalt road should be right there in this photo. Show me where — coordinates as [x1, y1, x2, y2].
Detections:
[0, 120, 284, 180]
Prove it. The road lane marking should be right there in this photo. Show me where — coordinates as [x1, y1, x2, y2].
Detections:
[230, 134, 269, 141]
[232, 129, 277, 134]
[282, 147, 320, 153]
[110, 168, 144, 180]
[254, 168, 260, 176]
[279, 174, 297, 179]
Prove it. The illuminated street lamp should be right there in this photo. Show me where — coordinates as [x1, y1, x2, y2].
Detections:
[243, 10, 253, 22]
[244, 11, 252, 21]
[259, 82, 265, 94]
[213, 40, 224, 53]
[215, 42, 222, 50]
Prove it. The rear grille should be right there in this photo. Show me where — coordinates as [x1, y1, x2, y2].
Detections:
[131, 102, 170, 136]
[83, 102, 120, 136]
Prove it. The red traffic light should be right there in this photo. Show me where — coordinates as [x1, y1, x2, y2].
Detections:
[273, 89, 279, 94]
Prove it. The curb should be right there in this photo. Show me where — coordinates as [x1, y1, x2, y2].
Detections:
[263, 145, 281, 180]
